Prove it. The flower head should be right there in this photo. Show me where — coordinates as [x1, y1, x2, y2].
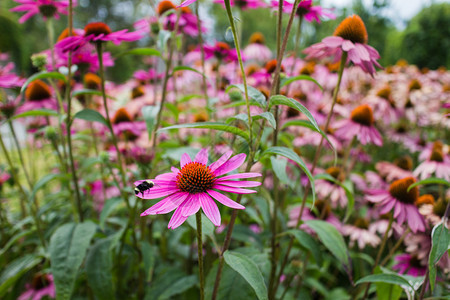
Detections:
[136, 149, 261, 229]
[273, 0, 335, 23]
[11, 0, 76, 24]
[303, 14, 382, 76]
[18, 273, 55, 300]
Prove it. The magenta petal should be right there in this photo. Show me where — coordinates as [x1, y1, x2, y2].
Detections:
[213, 153, 246, 177]
[322, 36, 344, 47]
[218, 172, 262, 180]
[180, 195, 201, 217]
[168, 207, 188, 229]
[155, 172, 177, 181]
[194, 148, 209, 165]
[209, 150, 233, 172]
[140, 192, 187, 216]
[207, 190, 245, 209]
[214, 180, 261, 187]
[178, 0, 198, 7]
[214, 185, 257, 194]
[199, 193, 221, 226]
[180, 153, 192, 168]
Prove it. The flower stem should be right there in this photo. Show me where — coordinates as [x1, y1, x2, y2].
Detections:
[380, 228, 410, 266]
[272, 51, 348, 294]
[196, 211, 205, 300]
[223, 0, 253, 150]
[361, 215, 393, 300]
[7, 120, 33, 189]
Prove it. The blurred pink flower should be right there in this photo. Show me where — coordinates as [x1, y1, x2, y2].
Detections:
[273, 0, 335, 23]
[393, 254, 427, 277]
[18, 273, 55, 300]
[11, 0, 76, 24]
[135, 149, 261, 229]
[0, 63, 24, 88]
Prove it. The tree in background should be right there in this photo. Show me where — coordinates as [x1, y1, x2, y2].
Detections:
[401, 2, 450, 69]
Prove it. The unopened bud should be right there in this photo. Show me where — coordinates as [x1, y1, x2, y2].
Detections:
[31, 53, 48, 71]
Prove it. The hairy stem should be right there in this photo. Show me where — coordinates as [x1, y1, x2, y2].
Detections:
[196, 211, 205, 300]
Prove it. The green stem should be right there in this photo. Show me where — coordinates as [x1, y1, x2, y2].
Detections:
[7, 120, 33, 189]
[196, 211, 205, 300]
[272, 51, 348, 294]
[223, 0, 253, 151]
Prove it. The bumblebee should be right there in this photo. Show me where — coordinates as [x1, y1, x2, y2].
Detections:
[134, 180, 155, 196]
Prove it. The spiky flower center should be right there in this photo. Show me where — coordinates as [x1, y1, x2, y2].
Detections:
[38, 4, 57, 18]
[131, 86, 145, 99]
[157, 0, 176, 15]
[300, 62, 315, 75]
[350, 104, 374, 126]
[326, 166, 345, 182]
[26, 80, 51, 101]
[194, 111, 208, 122]
[333, 15, 368, 44]
[433, 198, 447, 217]
[394, 156, 413, 171]
[249, 32, 265, 44]
[31, 273, 50, 290]
[84, 22, 112, 37]
[83, 73, 101, 90]
[409, 79, 421, 91]
[429, 141, 444, 162]
[311, 200, 331, 220]
[265, 59, 284, 74]
[389, 177, 418, 204]
[176, 162, 215, 194]
[112, 108, 132, 124]
[376, 86, 391, 100]
[353, 217, 369, 229]
[57, 28, 78, 41]
[415, 194, 435, 206]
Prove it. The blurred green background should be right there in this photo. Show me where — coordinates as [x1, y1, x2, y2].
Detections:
[1, 0, 449, 82]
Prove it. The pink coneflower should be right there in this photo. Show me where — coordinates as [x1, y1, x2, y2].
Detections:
[56, 22, 143, 52]
[334, 104, 383, 146]
[89, 180, 120, 212]
[243, 32, 272, 63]
[303, 15, 382, 76]
[393, 254, 427, 277]
[18, 273, 55, 300]
[135, 149, 261, 229]
[203, 42, 239, 62]
[213, 0, 267, 10]
[376, 157, 414, 182]
[111, 108, 146, 140]
[316, 166, 348, 208]
[342, 218, 381, 249]
[0, 62, 24, 88]
[10, 0, 75, 24]
[419, 195, 449, 227]
[18, 80, 58, 113]
[413, 141, 450, 181]
[288, 200, 343, 233]
[365, 177, 426, 233]
[273, 0, 335, 23]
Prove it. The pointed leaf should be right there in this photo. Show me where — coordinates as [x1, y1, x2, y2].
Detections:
[159, 122, 250, 142]
[74, 108, 108, 127]
[0, 254, 42, 296]
[71, 89, 116, 100]
[407, 177, 450, 191]
[118, 48, 161, 57]
[280, 75, 323, 91]
[227, 84, 266, 107]
[12, 109, 59, 120]
[171, 65, 205, 77]
[21, 71, 67, 94]
[355, 274, 414, 290]
[223, 250, 268, 300]
[50, 222, 97, 300]
[428, 222, 450, 291]
[253, 112, 276, 128]
[287, 229, 323, 265]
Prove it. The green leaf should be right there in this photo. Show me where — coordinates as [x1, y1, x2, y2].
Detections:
[141, 241, 155, 282]
[158, 275, 197, 299]
[31, 173, 66, 201]
[280, 75, 323, 91]
[287, 229, 323, 265]
[304, 220, 350, 271]
[159, 122, 250, 142]
[0, 254, 42, 297]
[407, 177, 450, 191]
[270, 157, 292, 187]
[355, 274, 414, 290]
[262, 146, 315, 205]
[186, 213, 215, 239]
[223, 250, 268, 300]
[375, 281, 403, 300]
[227, 84, 266, 107]
[314, 174, 355, 221]
[253, 112, 276, 128]
[99, 198, 122, 230]
[171, 65, 205, 77]
[74, 108, 108, 127]
[0, 229, 34, 256]
[50, 222, 97, 300]
[428, 222, 450, 291]
[21, 71, 67, 94]
[118, 47, 161, 57]
[12, 109, 59, 120]
[142, 105, 159, 139]
[85, 237, 115, 300]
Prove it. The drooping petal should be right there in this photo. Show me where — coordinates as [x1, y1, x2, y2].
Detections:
[199, 193, 221, 226]
[213, 153, 246, 177]
[214, 180, 261, 187]
[194, 148, 209, 165]
[207, 190, 245, 209]
[140, 192, 189, 216]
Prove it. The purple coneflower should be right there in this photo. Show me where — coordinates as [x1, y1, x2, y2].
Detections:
[334, 104, 383, 146]
[316, 166, 348, 208]
[413, 141, 450, 181]
[288, 200, 343, 233]
[57, 22, 143, 52]
[365, 177, 426, 233]
[18, 273, 55, 300]
[203, 42, 239, 62]
[342, 218, 381, 249]
[135, 149, 261, 229]
[393, 254, 427, 277]
[243, 32, 272, 63]
[273, 0, 335, 23]
[303, 15, 382, 76]
[111, 108, 146, 140]
[10, 0, 75, 24]
[0, 62, 24, 88]
[18, 80, 58, 113]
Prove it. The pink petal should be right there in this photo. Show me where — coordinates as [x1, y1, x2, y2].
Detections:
[140, 192, 188, 216]
[209, 150, 233, 172]
[322, 36, 344, 47]
[218, 172, 262, 180]
[341, 40, 355, 52]
[180, 195, 201, 217]
[168, 206, 188, 229]
[194, 148, 209, 165]
[213, 184, 257, 194]
[214, 180, 261, 187]
[199, 193, 221, 226]
[213, 153, 246, 177]
[180, 153, 191, 168]
[207, 190, 245, 209]
[178, 0, 198, 7]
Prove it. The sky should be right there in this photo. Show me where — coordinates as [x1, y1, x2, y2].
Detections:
[321, 0, 449, 29]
